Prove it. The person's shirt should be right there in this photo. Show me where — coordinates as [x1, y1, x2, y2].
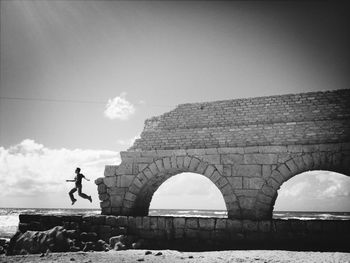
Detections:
[75, 173, 85, 186]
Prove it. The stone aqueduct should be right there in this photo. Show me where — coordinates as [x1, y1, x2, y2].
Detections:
[95, 89, 350, 220]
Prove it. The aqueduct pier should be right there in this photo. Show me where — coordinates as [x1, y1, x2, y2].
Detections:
[95, 89, 350, 220]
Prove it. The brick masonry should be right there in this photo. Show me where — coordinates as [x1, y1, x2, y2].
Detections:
[95, 89, 350, 220]
[17, 214, 350, 251]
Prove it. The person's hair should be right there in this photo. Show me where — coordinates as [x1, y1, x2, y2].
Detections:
[76, 167, 81, 172]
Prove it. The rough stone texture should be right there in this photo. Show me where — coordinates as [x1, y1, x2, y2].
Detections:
[96, 90, 350, 220]
[16, 214, 350, 252]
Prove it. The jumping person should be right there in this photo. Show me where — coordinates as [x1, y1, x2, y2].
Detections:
[66, 167, 92, 205]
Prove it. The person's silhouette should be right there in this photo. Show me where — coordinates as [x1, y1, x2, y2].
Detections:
[66, 167, 92, 205]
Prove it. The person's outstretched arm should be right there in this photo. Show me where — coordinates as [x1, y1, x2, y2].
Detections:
[66, 179, 75, 182]
[83, 177, 90, 182]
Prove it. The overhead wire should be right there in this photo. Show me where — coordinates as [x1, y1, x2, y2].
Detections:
[0, 96, 173, 108]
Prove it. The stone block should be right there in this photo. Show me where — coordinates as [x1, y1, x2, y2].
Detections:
[196, 161, 208, 174]
[116, 163, 133, 175]
[99, 193, 109, 201]
[186, 148, 206, 155]
[262, 165, 271, 179]
[223, 165, 232, 176]
[218, 147, 244, 154]
[163, 157, 171, 170]
[156, 149, 173, 157]
[119, 175, 134, 187]
[110, 195, 123, 206]
[198, 218, 215, 230]
[271, 170, 284, 184]
[302, 154, 314, 169]
[204, 165, 215, 177]
[202, 154, 220, 164]
[98, 184, 107, 193]
[302, 144, 319, 153]
[261, 185, 275, 197]
[205, 148, 218, 154]
[243, 154, 277, 165]
[285, 159, 298, 174]
[150, 217, 158, 230]
[124, 192, 136, 202]
[104, 165, 116, 177]
[215, 219, 226, 230]
[176, 156, 184, 168]
[95, 177, 104, 185]
[267, 178, 279, 190]
[189, 158, 200, 171]
[211, 171, 222, 184]
[136, 172, 148, 185]
[170, 156, 177, 169]
[287, 145, 303, 153]
[221, 154, 243, 165]
[227, 177, 242, 189]
[149, 162, 159, 175]
[236, 165, 261, 177]
[259, 146, 287, 153]
[243, 177, 264, 190]
[293, 156, 306, 171]
[142, 217, 150, 229]
[186, 218, 198, 229]
[158, 217, 166, 230]
[183, 156, 192, 168]
[155, 159, 164, 171]
[138, 164, 148, 172]
[239, 197, 256, 209]
[256, 193, 272, 204]
[104, 176, 117, 187]
[244, 146, 259, 153]
[135, 217, 143, 229]
[173, 218, 186, 228]
[141, 150, 157, 157]
[277, 164, 291, 180]
[143, 168, 153, 180]
[100, 200, 110, 208]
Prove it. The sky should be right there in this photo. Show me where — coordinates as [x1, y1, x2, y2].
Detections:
[0, 1, 349, 210]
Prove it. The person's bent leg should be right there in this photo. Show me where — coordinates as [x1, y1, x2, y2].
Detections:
[69, 188, 77, 204]
[78, 186, 92, 202]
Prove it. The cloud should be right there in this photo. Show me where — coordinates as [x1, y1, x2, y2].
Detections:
[104, 92, 135, 120]
[278, 181, 309, 198]
[0, 139, 120, 200]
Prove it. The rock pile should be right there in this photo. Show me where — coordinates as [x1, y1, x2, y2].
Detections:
[7, 226, 144, 255]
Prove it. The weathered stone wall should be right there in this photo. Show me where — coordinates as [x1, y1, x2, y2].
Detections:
[96, 89, 350, 220]
[18, 214, 350, 251]
[131, 89, 350, 150]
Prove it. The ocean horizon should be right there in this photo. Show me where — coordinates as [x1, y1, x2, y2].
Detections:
[1, 207, 350, 239]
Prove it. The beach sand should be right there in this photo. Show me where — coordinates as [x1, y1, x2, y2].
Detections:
[1, 249, 350, 263]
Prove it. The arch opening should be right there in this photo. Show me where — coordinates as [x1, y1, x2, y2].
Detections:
[273, 170, 350, 220]
[149, 172, 227, 217]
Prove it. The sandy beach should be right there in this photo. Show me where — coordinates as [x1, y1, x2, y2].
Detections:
[1, 249, 350, 263]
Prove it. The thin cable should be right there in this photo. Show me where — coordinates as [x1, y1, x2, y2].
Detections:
[0, 96, 174, 108]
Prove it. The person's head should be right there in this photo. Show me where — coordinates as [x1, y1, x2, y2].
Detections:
[75, 167, 81, 174]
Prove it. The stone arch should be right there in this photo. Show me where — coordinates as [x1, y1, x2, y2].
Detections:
[255, 151, 350, 219]
[121, 155, 240, 218]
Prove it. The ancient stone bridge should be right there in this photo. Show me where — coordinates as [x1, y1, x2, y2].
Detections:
[95, 89, 350, 220]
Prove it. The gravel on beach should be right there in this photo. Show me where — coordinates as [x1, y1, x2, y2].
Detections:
[1, 249, 350, 263]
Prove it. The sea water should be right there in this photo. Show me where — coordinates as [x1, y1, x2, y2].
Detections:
[1, 208, 349, 239]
